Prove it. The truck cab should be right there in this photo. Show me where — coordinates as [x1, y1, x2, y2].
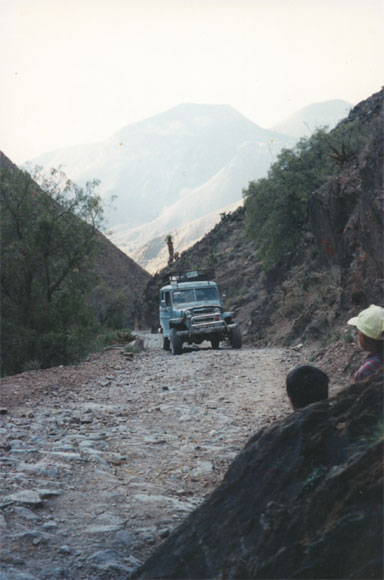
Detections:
[159, 271, 242, 355]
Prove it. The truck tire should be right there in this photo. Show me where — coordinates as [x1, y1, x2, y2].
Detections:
[230, 325, 242, 349]
[163, 336, 170, 351]
[211, 337, 220, 349]
[170, 328, 183, 355]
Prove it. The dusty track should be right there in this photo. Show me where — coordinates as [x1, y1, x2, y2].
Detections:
[1, 334, 310, 578]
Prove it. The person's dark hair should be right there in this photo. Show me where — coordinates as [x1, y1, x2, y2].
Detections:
[358, 331, 384, 355]
[286, 365, 329, 409]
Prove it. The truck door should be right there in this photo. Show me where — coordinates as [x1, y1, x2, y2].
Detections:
[160, 290, 171, 338]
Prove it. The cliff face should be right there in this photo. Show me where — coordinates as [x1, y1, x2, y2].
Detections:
[133, 372, 383, 579]
[308, 88, 383, 310]
[143, 89, 383, 352]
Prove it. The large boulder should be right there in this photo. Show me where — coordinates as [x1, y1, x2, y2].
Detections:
[133, 373, 383, 579]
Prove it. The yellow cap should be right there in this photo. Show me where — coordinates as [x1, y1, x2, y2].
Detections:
[348, 304, 384, 341]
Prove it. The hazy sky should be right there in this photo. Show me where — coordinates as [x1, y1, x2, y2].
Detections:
[1, 0, 383, 164]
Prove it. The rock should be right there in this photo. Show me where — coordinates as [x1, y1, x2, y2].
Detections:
[0, 550, 26, 565]
[88, 548, 117, 560]
[42, 451, 81, 460]
[41, 521, 58, 530]
[0, 567, 38, 579]
[11, 530, 53, 545]
[39, 566, 69, 579]
[190, 460, 213, 477]
[132, 374, 383, 579]
[12, 506, 40, 522]
[16, 461, 61, 478]
[127, 338, 145, 353]
[3, 490, 42, 507]
[113, 529, 138, 546]
[37, 488, 63, 499]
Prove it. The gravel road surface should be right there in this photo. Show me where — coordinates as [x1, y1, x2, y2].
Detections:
[0, 333, 304, 579]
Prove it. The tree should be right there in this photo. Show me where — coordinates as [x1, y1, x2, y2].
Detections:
[165, 234, 174, 265]
[244, 120, 366, 271]
[244, 129, 333, 269]
[0, 162, 104, 375]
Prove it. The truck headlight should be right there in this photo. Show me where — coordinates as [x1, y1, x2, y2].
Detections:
[184, 309, 192, 318]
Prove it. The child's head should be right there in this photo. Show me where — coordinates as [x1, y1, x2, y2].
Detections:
[348, 305, 384, 353]
[286, 365, 329, 410]
[357, 331, 383, 354]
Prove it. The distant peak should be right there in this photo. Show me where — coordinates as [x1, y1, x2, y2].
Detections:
[114, 103, 260, 138]
[156, 102, 242, 120]
[172, 102, 234, 112]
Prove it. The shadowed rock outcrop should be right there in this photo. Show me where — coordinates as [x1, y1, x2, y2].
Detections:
[133, 373, 383, 579]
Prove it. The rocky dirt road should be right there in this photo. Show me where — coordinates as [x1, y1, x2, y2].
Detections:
[0, 334, 326, 579]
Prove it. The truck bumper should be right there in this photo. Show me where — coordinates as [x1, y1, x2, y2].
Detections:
[176, 322, 237, 339]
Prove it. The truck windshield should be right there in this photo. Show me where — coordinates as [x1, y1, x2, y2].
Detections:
[172, 287, 218, 304]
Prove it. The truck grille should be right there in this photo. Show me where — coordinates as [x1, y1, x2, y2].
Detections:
[192, 307, 215, 315]
[190, 307, 222, 328]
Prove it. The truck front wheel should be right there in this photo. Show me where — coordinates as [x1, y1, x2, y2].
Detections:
[170, 329, 183, 355]
[230, 326, 242, 349]
[163, 336, 170, 351]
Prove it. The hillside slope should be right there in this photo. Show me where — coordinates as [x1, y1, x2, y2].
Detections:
[91, 229, 151, 328]
[0, 151, 150, 331]
[141, 88, 383, 373]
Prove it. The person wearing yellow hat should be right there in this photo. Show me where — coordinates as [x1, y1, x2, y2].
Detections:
[347, 304, 384, 381]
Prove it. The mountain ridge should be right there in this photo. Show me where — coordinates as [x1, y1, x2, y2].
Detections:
[28, 100, 351, 271]
[272, 98, 352, 137]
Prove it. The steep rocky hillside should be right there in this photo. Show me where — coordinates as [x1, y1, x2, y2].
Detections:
[142, 89, 383, 367]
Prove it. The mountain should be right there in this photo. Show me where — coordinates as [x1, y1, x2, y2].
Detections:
[30, 100, 351, 272]
[29, 104, 294, 267]
[271, 99, 352, 138]
[31, 104, 292, 228]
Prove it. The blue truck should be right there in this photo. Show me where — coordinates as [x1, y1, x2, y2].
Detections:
[159, 271, 242, 355]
